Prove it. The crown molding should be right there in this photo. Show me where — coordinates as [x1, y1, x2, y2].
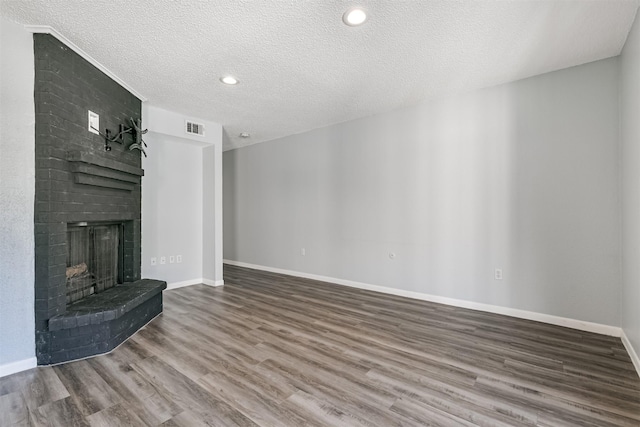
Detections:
[24, 25, 147, 102]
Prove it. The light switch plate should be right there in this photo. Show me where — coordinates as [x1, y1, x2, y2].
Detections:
[88, 110, 99, 134]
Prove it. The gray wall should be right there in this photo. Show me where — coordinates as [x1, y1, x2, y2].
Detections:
[224, 58, 621, 326]
[0, 18, 35, 366]
[622, 13, 640, 357]
[141, 105, 223, 286]
[142, 134, 203, 285]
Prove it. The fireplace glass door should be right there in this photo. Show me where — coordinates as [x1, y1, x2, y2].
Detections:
[66, 223, 123, 305]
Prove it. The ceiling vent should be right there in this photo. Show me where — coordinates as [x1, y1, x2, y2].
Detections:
[185, 120, 205, 137]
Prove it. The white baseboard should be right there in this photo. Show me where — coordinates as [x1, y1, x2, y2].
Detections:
[621, 331, 640, 378]
[223, 259, 622, 338]
[166, 278, 225, 290]
[203, 278, 224, 287]
[0, 357, 37, 378]
[165, 278, 205, 290]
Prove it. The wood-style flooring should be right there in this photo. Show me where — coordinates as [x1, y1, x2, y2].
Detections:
[2, 264, 640, 426]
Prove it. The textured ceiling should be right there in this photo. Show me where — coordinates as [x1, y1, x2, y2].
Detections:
[1, 1, 639, 151]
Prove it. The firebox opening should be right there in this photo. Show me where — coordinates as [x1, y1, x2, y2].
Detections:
[66, 222, 124, 305]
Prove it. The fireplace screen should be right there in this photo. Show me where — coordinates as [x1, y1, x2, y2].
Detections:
[66, 223, 122, 304]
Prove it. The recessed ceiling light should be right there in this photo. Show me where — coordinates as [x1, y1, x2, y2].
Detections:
[343, 7, 367, 26]
[239, 132, 250, 138]
[220, 75, 239, 85]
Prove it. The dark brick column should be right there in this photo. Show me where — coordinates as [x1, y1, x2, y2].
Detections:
[33, 34, 143, 364]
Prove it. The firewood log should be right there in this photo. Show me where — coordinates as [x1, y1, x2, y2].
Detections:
[66, 262, 88, 279]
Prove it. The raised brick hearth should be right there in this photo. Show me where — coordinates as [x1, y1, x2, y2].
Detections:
[47, 280, 166, 364]
[33, 34, 164, 364]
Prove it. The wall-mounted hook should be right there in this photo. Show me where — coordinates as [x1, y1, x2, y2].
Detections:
[91, 118, 149, 157]
[128, 118, 148, 156]
[129, 143, 147, 157]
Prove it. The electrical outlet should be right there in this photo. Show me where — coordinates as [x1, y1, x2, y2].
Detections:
[169, 255, 175, 264]
[495, 268, 503, 280]
[176, 255, 182, 263]
[301, 248, 306, 256]
[160, 256, 166, 265]
[150, 257, 157, 266]
[88, 110, 99, 134]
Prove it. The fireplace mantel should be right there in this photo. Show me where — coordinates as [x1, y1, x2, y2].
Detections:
[67, 150, 144, 191]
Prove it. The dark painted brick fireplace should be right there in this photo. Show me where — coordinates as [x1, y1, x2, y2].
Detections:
[33, 34, 165, 364]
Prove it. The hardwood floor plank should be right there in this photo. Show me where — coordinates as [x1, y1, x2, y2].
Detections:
[161, 408, 252, 427]
[30, 396, 89, 427]
[247, 325, 373, 376]
[0, 392, 29, 426]
[86, 351, 182, 425]
[0, 367, 69, 414]
[196, 371, 310, 427]
[474, 374, 640, 426]
[366, 368, 538, 426]
[503, 357, 640, 402]
[131, 355, 258, 426]
[285, 390, 387, 427]
[255, 359, 414, 427]
[389, 397, 489, 427]
[129, 330, 214, 382]
[85, 402, 146, 427]
[563, 363, 640, 390]
[53, 361, 122, 417]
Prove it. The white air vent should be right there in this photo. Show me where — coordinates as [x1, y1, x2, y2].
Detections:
[185, 120, 205, 136]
